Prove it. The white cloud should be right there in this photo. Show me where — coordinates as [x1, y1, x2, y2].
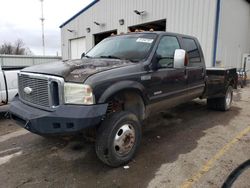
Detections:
[0, 0, 93, 56]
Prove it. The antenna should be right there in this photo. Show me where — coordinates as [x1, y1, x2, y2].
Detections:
[40, 0, 45, 55]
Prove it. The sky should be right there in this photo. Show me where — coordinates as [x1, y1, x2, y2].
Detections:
[0, 0, 93, 56]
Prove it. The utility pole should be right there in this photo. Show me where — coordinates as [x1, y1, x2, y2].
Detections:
[40, 0, 45, 55]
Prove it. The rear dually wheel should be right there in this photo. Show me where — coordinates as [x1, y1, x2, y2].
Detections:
[207, 86, 233, 111]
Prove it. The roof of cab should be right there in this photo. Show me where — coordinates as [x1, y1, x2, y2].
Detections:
[108, 31, 197, 40]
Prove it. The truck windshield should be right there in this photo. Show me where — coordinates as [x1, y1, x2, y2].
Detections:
[86, 34, 157, 62]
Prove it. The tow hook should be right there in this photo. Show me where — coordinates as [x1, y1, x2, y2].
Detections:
[24, 121, 31, 130]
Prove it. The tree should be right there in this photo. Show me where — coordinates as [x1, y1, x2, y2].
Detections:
[0, 43, 13, 54]
[0, 39, 33, 55]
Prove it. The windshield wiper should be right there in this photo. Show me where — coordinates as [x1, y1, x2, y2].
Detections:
[98, 55, 139, 63]
[99, 55, 121, 60]
[84, 55, 92, 58]
[129, 59, 139, 63]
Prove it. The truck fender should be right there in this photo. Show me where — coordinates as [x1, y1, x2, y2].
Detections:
[98, 80, 148, 104]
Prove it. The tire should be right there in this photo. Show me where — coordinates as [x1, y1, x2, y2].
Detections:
[95, 111, 141, 167]
[240, 80, 244, 88]
[243, 74, 247, 87]
[241, 84, 244, 88]
[207, 86, 233, 111]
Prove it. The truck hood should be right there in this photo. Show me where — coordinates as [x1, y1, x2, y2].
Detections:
[22, 58, 133, 82]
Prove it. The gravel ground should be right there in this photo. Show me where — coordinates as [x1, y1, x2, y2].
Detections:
[0, 86, 249, 188]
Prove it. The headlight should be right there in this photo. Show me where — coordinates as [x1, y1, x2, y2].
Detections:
[64, 83, 95, 105]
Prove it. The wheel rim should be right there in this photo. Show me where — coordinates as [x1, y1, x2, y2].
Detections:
[226, 89, 232, 108]
[113, 124, 135, 156]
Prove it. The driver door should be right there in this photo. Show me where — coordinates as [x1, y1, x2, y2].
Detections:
[146, 35, 188, 107]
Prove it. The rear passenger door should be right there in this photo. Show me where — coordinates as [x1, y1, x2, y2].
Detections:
[181, 37, 206, 98]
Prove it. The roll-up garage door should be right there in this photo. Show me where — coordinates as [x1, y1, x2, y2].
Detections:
[70, 37, 86, 59]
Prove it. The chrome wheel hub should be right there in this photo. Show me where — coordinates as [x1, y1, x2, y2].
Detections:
[113, 124, 135, 156]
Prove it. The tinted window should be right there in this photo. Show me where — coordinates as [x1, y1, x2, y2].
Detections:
[156, 36, 180, 68]
[182, 38, 201, 63]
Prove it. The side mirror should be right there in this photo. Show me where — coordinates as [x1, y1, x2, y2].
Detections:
[174, 49, 188, 68]
[81, 52, 85, 59]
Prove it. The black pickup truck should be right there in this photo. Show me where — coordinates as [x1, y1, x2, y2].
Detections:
[9, 32, 237, 167]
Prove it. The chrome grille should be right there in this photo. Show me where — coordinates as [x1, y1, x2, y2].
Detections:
[19, 74, 50, 107]
[18, 73, 64, 109]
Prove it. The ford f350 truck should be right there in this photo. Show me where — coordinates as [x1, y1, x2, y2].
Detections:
[9, 32, 237, 167]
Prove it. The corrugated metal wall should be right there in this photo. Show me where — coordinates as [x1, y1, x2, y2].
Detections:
[216, 0, 250, 68]
[61, 0, 217, 67]
[0, 55, 62, 67]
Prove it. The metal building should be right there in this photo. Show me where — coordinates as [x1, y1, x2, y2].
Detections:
[0, 55, 61, 67]
[60, 0, 250, 68]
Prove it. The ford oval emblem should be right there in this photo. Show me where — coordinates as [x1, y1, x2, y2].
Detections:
[24, 87, 33, 95]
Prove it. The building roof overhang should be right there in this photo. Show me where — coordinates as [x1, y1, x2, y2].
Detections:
[59, 0, 99, 28]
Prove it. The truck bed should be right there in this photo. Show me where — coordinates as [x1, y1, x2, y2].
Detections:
[205, 67, 237, 98]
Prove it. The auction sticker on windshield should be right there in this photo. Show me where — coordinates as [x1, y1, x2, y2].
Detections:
[136, 38, 154, 43]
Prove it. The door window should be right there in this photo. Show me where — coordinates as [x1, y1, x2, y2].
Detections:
[182, 38, 201, 63]
[156, 36, 180, 68]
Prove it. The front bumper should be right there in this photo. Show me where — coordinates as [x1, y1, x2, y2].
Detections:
[9, 97, 108, 135]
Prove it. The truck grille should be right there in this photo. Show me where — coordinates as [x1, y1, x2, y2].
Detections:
[18, 73, 64, 109]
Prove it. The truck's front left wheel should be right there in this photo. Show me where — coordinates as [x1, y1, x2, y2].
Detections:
[95, 111, 141, 167]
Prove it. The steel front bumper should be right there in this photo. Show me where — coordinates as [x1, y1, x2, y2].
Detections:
[9, 97, 108, 135]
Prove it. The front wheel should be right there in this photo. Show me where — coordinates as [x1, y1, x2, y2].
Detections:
[207, 86, 233, 111]
[95, 111, 141, 167]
